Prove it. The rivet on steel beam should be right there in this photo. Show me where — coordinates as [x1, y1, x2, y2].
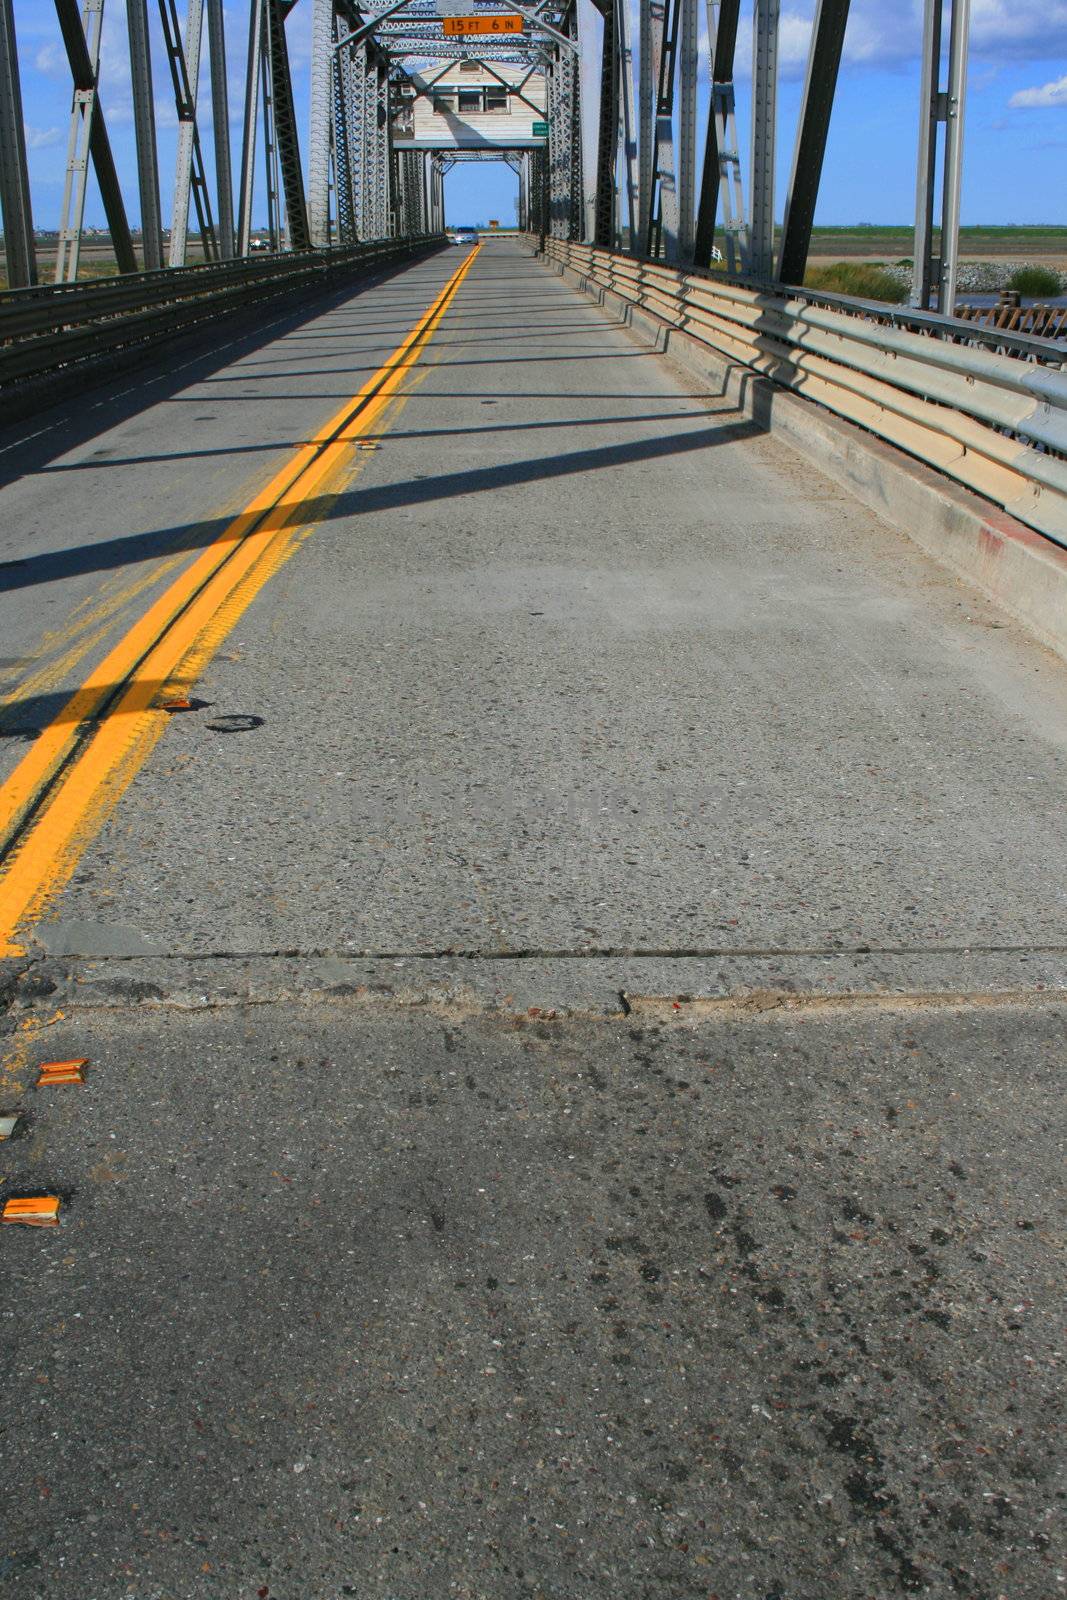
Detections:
[37, 1059, 88, 1087]
[2, 1197, 61, 1227]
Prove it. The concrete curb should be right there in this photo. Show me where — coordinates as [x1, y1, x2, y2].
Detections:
[542, 249, 1067, 664]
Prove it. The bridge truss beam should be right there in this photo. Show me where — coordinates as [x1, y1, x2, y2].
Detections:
[0, 0, 973, 303]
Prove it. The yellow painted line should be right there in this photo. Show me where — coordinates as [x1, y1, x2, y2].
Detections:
[0, 245, 480, 955]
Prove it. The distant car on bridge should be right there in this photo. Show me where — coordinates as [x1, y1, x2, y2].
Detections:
[448, 226, 479, 246]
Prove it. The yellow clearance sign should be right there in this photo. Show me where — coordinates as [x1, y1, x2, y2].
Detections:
[442, 14, 523, 33]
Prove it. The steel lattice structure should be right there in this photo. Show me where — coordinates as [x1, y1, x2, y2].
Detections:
[1, 0, 970, 312]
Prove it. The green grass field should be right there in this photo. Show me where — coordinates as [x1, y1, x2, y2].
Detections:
[4, 225, 1066, 293]
[807, 225, 1067, 261]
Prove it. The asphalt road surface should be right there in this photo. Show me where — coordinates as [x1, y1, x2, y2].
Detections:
[0, 240, 1063, 1599]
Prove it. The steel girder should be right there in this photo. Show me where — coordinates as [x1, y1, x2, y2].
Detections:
[237, 0, 265, 254]
[206, 0, 234, 255]
[265, 0, 311, 248]
[127, 0, 164, 267]
[693, 0, 743, 272]
[777, 0, 850, 284]
[911, 0, 970, 311]
[748, 0, 778, 278]
[308, 0, 335, 244]
[159, 0, 219, 265]
[333, 17, 357, 242]
[592, 0, 618, 247]
[52, 0, 136, 281]
[0, 0, 35, 285]
[644, 0, 679, 258]
[546, 0, 581, 238]
[0, 0, 976, 302]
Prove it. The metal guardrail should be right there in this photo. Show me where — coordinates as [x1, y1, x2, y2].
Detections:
[0, 235, 445, 394]
[541, 239, 1067, 550]
[955, 302, 1067, 342]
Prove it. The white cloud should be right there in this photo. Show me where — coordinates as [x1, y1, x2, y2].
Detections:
[34, 43, 63, 75]
[24, 124, 62, 149]
[1010, 74, 1067, 109]
[732, 0, 1067, 76]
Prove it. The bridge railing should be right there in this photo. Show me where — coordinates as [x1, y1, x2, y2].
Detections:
[539, 239, 1067, 551]
[0, 235, 444, 407]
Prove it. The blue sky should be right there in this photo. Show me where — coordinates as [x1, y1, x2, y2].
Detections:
[11, 0, 1067, 233]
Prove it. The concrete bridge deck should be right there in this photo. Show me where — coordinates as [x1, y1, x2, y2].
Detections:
[0, 241, 1062, 1598]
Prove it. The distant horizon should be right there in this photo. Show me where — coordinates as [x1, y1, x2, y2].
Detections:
[9, 221, 1067, 240]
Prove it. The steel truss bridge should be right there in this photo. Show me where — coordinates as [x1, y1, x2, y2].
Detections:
[3, 2, 1067, 1587]
[2, 0, 971, 308]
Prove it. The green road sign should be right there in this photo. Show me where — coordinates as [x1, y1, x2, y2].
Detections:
[532, 121, 549, 136]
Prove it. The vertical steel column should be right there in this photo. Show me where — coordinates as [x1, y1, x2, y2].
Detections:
[206, 0, 233, 255]
[677, 0, 697, 260]
[911, 0, 969, 311]
[167, 0, 203, 265]
[163, 0, 216, 266]
[55, 0, 104, 282]
[911, 0, 939, 308]
[333, 31, 355, 243]
[536, 145, 549, 243]
[568, 5, 584, 240]
[637, 0, 653, 247]
[260, 24, 281, 247]
[265, 0, 310, 250]
[365, 55, 378, 237]
[351, 42, 368, 239]
[52, 0, 136, 274]
[547, 54, 562, 235]
[938, 0, 969, 313]
[237, 0, 264, 255]
[367, 56, 382, 238]
[308, 0, 334, 246]
[376, 59, 391, 237]
[776, 0, 850, 285]
[617, 0, 638, 248]
[390, 148, 401, 236]
[593, 0, 618, 246]
[127, 0, 163, 268]
[749, 0, 778, 279]
[694, 0, 742, 271]
[0, 0, 35, 286]
[647, 0, 680, 260]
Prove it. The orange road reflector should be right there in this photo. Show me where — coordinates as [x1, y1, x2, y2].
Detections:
[160, 696, 194, 712]
[442, 13, 522, 32]
[37, 1059, 88, 1087]
[2, 1196, 61, 1227]
[0, 1114, 20, 1140]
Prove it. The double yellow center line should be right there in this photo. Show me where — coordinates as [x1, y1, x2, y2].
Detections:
[0, 243, 481, 956]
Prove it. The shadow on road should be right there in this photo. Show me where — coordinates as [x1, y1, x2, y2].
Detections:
[0, 414, 764, 597]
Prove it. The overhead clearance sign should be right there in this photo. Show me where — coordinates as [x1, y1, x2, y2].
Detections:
[441, 14, 523, 33]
